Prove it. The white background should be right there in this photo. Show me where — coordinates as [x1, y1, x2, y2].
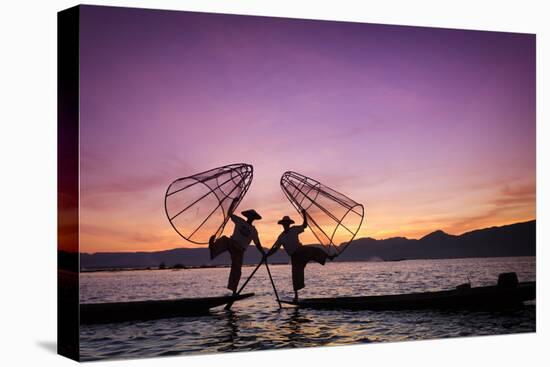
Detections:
[0, 0, 548, 365]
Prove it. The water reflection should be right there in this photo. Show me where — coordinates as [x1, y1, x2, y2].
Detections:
[217, 310, 241, 352]
[80, 257, 536, 361]
[283, 308, 308, 347]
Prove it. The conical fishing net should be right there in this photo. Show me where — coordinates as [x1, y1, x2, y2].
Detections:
[165, 163, 253, 244]
[280, 171, 364, 255]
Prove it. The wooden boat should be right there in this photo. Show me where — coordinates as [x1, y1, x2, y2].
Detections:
[282, 282, 535, 311]
[81, 293, 254, 324]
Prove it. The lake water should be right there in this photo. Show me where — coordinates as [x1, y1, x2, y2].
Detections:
[79, 257, 536, 361]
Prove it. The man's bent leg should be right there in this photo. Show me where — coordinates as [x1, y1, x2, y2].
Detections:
[303, 246, 329, 265]
[210, 236, 230, 260]
[291, 247, 328, 296]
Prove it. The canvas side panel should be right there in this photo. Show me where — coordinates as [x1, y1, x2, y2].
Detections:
[57, 5, 80, 362]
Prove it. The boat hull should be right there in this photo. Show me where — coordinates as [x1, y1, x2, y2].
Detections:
[282, 282, 535, 311]
[81, 293, 254, 324]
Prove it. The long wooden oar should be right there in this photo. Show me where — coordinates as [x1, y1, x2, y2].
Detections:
[263, 260, 282, 308]
[224, 257, 265, 310]
[225, 246, 280, 310]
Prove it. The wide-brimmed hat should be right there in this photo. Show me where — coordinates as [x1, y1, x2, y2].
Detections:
[241, 209, 262, 221]
[277, 215, 295, 225]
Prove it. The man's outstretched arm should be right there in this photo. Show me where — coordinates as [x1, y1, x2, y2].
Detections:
[229, 198, 240, 222]
[252, 231, 265, 255]
[266, 238, 282, 257]
[301, 209, 308, 229]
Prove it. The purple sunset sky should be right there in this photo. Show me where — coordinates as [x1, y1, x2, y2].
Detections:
[77, 5, 535, 253]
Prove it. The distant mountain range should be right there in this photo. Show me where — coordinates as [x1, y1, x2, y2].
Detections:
[77, 220, 535, 270]
[337, 220, 535, 262]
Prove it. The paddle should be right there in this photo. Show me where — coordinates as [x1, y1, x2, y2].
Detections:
[263, 260, 282, 308]
[224, 258, 263, 310]
[225, 246, 281, 310]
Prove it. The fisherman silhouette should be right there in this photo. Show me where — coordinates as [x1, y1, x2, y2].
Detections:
[209, 198, 265, 295]
[267, 209, 336, 300]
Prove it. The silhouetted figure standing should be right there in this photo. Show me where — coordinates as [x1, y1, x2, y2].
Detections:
[209, 199, 265, 294]
[267, 209, 335, 300]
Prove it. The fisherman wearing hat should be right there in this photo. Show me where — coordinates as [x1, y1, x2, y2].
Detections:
[267, 209, 335, 300]
[209, 198, 265, 294]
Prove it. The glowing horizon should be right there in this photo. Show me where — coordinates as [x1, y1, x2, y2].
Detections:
[79, 217, 535, 254]
[68, 6, 535, 254]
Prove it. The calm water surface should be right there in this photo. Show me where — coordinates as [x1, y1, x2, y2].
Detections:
[80, 257, 535, 361]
